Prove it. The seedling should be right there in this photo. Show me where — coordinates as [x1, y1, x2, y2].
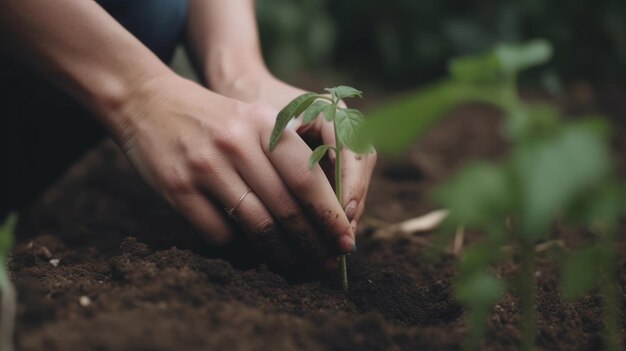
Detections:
[365, 40, 620, 351]
[561, 183, 624, 351]
[0, 213, 17, 351]
[269, 86, 371, 290]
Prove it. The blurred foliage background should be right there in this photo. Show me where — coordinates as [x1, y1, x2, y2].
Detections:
[255, 0, 626, 88]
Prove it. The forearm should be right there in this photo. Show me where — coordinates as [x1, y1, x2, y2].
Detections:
[186, 0, 270, 92]
[0, 0, 172, 142]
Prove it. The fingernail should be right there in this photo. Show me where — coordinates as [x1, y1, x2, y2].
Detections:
[350, 219, 358, 234]
[344, 200, 358, 221]
[350, 241, 357, 253]
[328, 150, 336, 163]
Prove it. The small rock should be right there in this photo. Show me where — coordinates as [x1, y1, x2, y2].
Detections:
[79, 296, 91, 307]
[49, 259, 60, 267]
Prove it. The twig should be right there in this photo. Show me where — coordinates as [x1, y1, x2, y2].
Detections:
[397, 209, 449, 234]
[452, 226, 465, 255]
[373, 209, 449, 240]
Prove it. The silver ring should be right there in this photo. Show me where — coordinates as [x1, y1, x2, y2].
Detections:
[226, 188, 252, 218]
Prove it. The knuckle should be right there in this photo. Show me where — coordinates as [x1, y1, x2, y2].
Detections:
[248, 102, 275, 119]
[250, 214, 274, 234]
[162, 166, 194, 195]
[213, 121, 249, 156]
[186, 151, 215, 174]
[290, 169, 317, 194]
[248, 102, 277, 130]
[275, 196, 300, 219]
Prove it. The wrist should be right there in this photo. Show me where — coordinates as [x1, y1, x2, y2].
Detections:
[95, 66, 177, 146]
[204, 47, 271, 98]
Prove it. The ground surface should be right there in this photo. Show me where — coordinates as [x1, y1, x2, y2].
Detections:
[7, 87, 626, 350]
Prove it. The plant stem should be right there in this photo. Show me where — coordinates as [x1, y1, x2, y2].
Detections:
[599, 233, 621, 351]
[334, 118, 348, 290]
[601, 271, 620, 351]
[0, 263, 16, 351]
[464, 308, 488, 351]
[519, 243, 535, 351]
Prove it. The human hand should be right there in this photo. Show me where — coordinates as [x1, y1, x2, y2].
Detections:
[112, 73, 356, 270]
[215, 73, 377, 236]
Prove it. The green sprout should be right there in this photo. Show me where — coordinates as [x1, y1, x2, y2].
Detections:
[0, 213, 17, 351]
[365, 40, 621, 350]
[269, 86, 371, 290]
[561, 183, 624, 351]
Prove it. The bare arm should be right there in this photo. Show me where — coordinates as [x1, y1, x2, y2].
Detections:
[0, 0, 357, 269]
[0, 0, 171, 143]
[186, 0, 271, 95]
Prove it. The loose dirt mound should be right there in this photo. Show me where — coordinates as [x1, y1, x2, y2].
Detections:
[8, 104, 624, 350]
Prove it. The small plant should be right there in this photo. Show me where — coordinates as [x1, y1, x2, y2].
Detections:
[269, 86, 371, 290]
[0, 213, 17, 351]
[365, 40, 621, 350]
[561, 183, 624, 351]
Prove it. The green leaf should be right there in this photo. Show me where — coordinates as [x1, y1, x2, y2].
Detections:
[270, 92, 319, 151]
[494, 39, 553, 74]
[458, 245, 503, 278]
[302, 100, 330, 124]
[435, 162, 512, 229]
[364, 81, 503, 154]
[448, 52, 502, 83]
[335, 108, 371, 153]
[562, 246, 603, 299]
[325, 86, 363, 100]
[0, 213, 17, 258]
[565, 182, 625, 233]
[456, 271, 505, 308]
[448, 40, 552, 83]
[321, 104, 336, 122]
[364, 41, 552, 155]
[455, 269, 504, 349]
[308, 145, 330, 169]
[503, 103, 561, 141]
[514, 120, 611, 241]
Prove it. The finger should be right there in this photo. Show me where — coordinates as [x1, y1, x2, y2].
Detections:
[226, 185, 300, 268]
[317, 120, 376, 222]
[338, 150, 370, 221]
[351, 190, 367, 236]
[193, 165, 299, 268]
[170, 192, 233, 246]
[231, 145, 332, 265]
[350, 150, 377, 225]
[262, 129, 355, 254]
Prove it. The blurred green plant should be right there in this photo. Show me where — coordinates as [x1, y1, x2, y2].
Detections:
[365, 40, 622, 351]
[256, 0, 336, 78]
[561, 183, 625, 351]
[257, 1, 626, 86]
[0, 213, 16, 351]
[269, 86, 371, 290]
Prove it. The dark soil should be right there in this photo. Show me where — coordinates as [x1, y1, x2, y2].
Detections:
[7, 87, 626, 350]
